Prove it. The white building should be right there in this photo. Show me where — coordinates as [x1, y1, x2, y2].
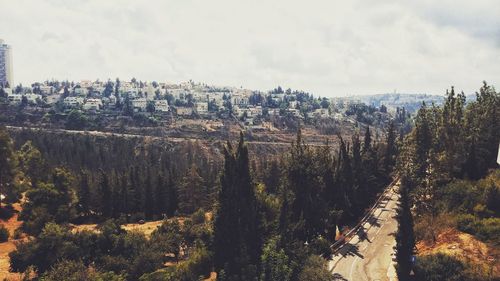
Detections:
[39, 85, 54, 95]
[83, 98, 103, 111]
[0, 39, 13, 87]
[24, 93, 42, 103]
[176, 106, 193, 116]
[74, 87, 88, 96]
[310, 108, 330, 118]
[7, 93, 22, 103]
[131, 98, 147, 111]
[231, 93, 249, 106]
[195, 102, 208, 114]
[64, 96, 85, 107]
[154, 100, 170, 112]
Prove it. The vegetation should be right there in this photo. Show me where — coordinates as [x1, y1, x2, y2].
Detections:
[396, 82, 499, 280]
[15, 79, 499, 280]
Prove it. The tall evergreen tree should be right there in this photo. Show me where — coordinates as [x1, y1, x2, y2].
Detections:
[363, 126, 372, 153]
[214, 133, 262, 281]
[384, 121, 397, 177]
[0, 127, 15, 208]
[77, 170, 91, 216]
[99, 171, 112, 218]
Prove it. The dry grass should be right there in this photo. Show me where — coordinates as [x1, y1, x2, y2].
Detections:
[71, 217, 186, 238]
[417, 227, 499, 277]
[0, 202, 24, 281]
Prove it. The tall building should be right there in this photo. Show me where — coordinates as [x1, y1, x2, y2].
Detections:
[0, 39, 13, 87]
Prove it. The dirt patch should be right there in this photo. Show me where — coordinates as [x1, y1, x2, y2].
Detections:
[71, 217, 186, 237]
[0, 202, 24, 281]
[417, 227, 499, 275]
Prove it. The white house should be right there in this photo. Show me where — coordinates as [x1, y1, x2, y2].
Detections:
[74, 87, 88, 96]
[64, 97, 85, 107]
[83, 98, 103, 111]
[39, 85, 54, 95]
[154, 100, 170, 112]
[24, 93, 42, 103]
[310, 108, 330, 118]
[195, 102, 208, 115]
[176, 106, 193, 116]
[131, 98, 147, 111]
[7, 93, 22, 103]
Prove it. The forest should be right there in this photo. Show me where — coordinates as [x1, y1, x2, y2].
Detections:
[395, 82, 499, 281]
[0, 82, 497, 281]
[0, 112, 396, 280]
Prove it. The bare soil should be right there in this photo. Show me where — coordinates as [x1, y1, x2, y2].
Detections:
[417, 227, 499, 276]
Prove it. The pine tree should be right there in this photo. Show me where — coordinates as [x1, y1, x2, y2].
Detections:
[395, 177, 415, 281]
[177, 164, 205, 214]
[214, 133, 262, 280]
[384, 121, 397, 177]
[78, 170, 91, 216]
[363, 126, 372, 153]
[143, 168, 154, 219]
[0, 127, 15, 208]
[99, 171, 112, 218]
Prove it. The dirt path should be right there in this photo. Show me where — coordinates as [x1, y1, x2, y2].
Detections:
[0, 202, 24, 281]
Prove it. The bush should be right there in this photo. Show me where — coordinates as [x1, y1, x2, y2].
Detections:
[310, 236, 332, 258]
[297, 255, 333, 281]
[414, 254, 471, 281]
[0, 225, 10, 242]
[41, 260, 125, 281]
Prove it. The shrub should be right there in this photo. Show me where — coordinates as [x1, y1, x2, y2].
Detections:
[297, 255, 333, 281]
[0, 225, 10, 242]
[414, 254, 471, 281]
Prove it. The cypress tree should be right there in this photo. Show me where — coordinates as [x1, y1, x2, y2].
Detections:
[78, 170, 91, 216]
[144, 168, 154, 219]
[384, 121, 396, 177]
[99, 171, 112, 218]
[363, 126, 372, 153]
[214, 133, 262, 280]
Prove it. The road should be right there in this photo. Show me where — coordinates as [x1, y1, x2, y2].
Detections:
[329, 184, 400, 281]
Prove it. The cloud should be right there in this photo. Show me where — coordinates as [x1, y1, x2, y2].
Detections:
[0, 0, 499, 96]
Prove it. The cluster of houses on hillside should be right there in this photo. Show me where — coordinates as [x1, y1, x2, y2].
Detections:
[1, 79, 378, 124]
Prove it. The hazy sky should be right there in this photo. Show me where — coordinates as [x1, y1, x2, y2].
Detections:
[1, 0, 499, 96]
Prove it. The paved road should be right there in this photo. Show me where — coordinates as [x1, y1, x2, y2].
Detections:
[329, 184, 400, 281]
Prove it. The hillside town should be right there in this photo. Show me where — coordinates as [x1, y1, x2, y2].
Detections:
[0, 78, 411, 130]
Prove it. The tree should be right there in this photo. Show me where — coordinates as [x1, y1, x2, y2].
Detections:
[260, 236, 292, 281]
[297, 256, 334, 281]
[214, 133, 262, 280]
[66, 110, 88, 130]
[363, 126, 372, 153]
[18, 141, 46, 187]
[20, 168, 77, 235]
[0, 127, 16, 207]
[77, 171, 91, 216]
[177, 165, 205, 214]
[146, 101, 155, 115]
[384, 121, 397, 176]
[100, 171, 112, 218]
[395, 177, 415, 281]
[143, 168, 154, 219]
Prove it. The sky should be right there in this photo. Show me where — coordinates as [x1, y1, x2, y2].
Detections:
[1, 0, 499, 97]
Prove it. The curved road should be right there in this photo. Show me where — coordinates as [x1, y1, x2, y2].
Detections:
[329, 184, 400, 281]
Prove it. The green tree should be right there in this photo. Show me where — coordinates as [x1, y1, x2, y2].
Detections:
[214, 133, 263, 280]
[100, 171, 112, 218]
[0, 126, 16, 207]
[18, 141, 46, 187]
[177, 165, 205, 214]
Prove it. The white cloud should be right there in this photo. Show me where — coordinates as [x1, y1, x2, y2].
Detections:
[0, 0, 499, 96]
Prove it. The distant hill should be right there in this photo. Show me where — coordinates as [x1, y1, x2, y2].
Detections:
[334, 93, 444, 113]
[335, 93, 477, 113]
